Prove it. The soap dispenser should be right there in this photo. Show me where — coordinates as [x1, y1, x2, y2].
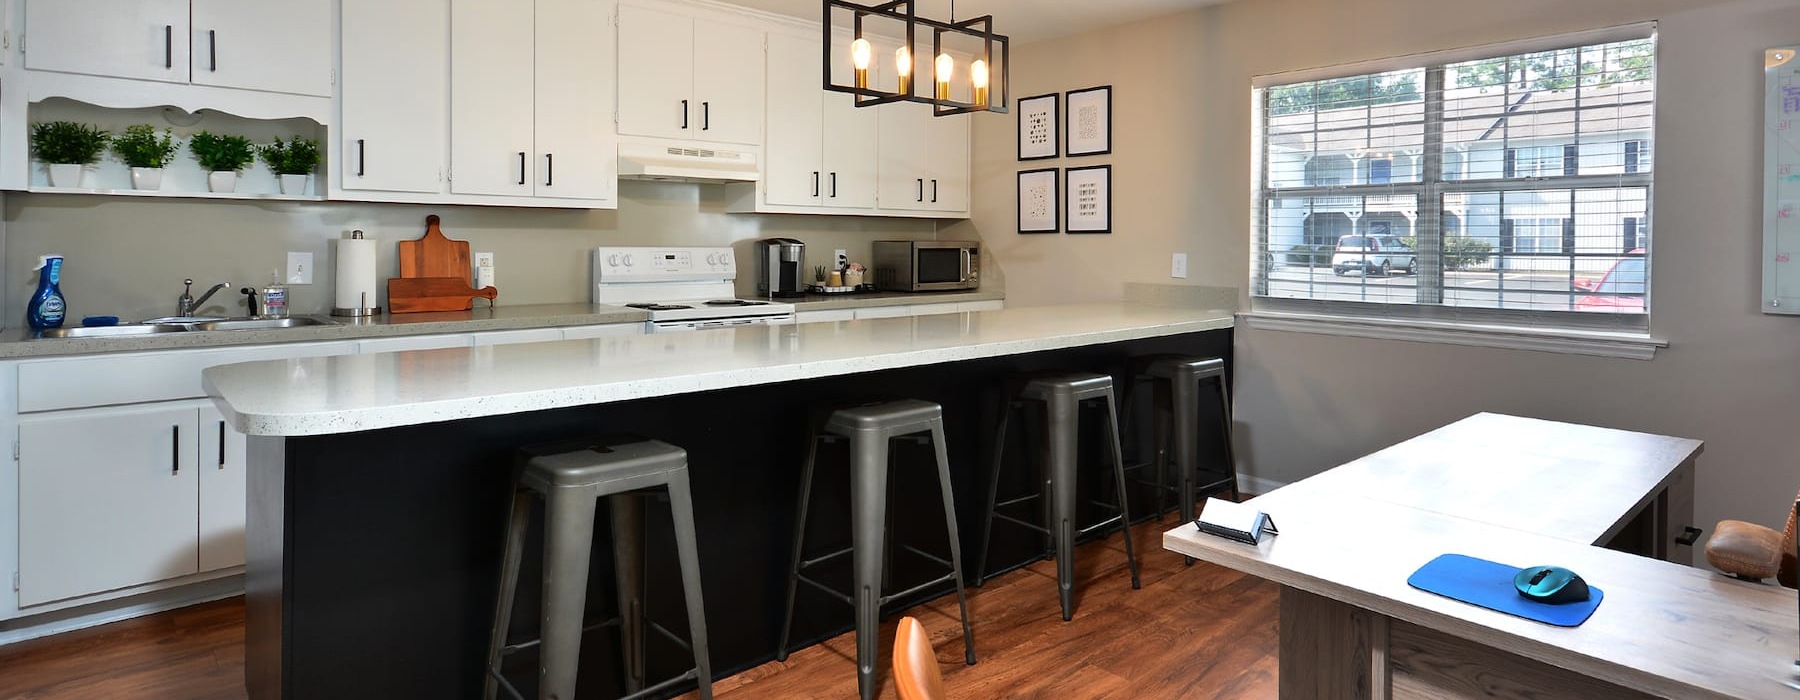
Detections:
[27, 255, 66, 330]
[261, 269, 289, 319]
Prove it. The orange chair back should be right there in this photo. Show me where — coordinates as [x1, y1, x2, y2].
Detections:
[894, 616, 945, 700]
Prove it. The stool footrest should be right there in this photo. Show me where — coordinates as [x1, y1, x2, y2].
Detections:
[996, 493, 1040, 509]
[650, 620, 694, 652]
[797, 572, 855, 606]
[798, 546, 853, 570]
[617, 668, 702, 700]
[499, 615, 623, 656]
[994, 511, 1049, 535]
[878, 572, 960, 607]
[1075, 513, 1126, 539]
[899, 543, 951, 569]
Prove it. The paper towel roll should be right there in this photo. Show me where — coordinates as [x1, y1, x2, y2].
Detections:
[334, 235, 379, 313]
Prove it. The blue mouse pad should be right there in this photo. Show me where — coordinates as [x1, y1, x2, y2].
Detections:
[1406, 553, 1604, 627]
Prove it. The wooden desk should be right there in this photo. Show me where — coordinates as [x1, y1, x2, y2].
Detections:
[1164, 414, 1799, 700]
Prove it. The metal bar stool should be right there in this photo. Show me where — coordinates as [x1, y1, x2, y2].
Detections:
[976, 372, 1141, 622]
[775, 399, 976, 700]
[1141, 356, 1240, 518]
[485, 436, 713, 700]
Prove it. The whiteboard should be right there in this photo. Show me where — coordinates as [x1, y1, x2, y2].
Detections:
[1764, 47, 1800, 313]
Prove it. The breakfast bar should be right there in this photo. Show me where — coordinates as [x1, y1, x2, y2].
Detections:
[204, 302, 1235, 700]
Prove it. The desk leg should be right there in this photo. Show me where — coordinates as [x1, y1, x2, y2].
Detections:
[1658, 459, 1696, 566]
[1279, 587, 1387, 700]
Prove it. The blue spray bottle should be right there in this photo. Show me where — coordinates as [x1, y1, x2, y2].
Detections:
[28, 255, 66, 330]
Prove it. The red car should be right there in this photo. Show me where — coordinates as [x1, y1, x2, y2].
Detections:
[1573, 249, 1646, 312]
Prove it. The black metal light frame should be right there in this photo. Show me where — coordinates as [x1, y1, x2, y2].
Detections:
[822, 0, 1010, 116]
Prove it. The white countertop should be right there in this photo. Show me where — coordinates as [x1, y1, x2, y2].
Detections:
[204, 302, 1234, 437]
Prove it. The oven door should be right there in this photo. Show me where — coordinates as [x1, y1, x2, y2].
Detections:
[910, 246, 977, 291]
[648, 314, 794, 333]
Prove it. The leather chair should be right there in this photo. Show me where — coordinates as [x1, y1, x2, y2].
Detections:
[894, 616, 946, 700]
[1705, 491, 1799, 587]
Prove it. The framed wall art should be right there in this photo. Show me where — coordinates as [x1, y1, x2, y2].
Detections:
[1017, 93, 1059, 160]
[1018, 168, 1059, 233]
[1065, 85, 1112, 157]
[1065, 165, 1111, 233]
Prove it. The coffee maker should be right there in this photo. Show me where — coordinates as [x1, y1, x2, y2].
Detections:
[756, 238, 806, 298]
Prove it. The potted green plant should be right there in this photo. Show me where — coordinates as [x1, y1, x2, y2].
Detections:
[258, 135, 321, 195]
[110, 125, 178, 191]
[30, 121, 109, 188]
[188, 131, 255, 193]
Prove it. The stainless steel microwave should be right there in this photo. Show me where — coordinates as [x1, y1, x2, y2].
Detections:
[872, 241, 981, 292]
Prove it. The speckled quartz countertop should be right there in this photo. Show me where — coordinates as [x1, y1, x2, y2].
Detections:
[0, 291, 998, 359]
[205, 302, 1233, 437]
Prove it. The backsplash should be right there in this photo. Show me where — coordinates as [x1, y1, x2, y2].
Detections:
[0, 181, 940, 326]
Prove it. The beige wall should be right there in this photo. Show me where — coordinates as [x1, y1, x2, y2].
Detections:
[2, 181, 936, 321]
[957, 0, 1800, 537]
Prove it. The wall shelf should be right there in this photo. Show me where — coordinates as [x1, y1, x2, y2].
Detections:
[24, 186, 324, 203]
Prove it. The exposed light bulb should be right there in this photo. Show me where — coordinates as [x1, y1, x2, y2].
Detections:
[895, 46, 913, 94]
[935, 53, 954, 101]
[851, 38, 872, 71]
[971, 59, 989, 89]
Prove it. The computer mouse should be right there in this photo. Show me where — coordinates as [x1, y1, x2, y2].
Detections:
[1513, 565, 1590, 604]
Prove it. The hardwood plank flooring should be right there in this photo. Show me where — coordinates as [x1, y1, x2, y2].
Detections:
[0, 513, 1278, 699]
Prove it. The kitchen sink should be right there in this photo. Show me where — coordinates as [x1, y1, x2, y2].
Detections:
[36, 324, 190, 339]
[189, 316, 338, 331]
[33, 315, 339, 339]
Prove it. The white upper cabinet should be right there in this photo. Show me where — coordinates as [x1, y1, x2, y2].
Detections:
[872, 44, 971, 216]
[737, 30, 877, 214]
[340, 0, 448, 194]
[452, 0, 616, 203]
[618, 3, 763, 145]
[23, 0, 330, 97]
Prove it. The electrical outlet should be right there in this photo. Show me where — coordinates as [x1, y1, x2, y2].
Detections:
[475, 252, 496, 289]
[834, 249, 849, 269]
[1171, 253, 1189, 279]
[287, 252, 314, 285]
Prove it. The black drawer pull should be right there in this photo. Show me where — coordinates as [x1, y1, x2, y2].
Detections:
[1675, 526, 1702, 546]
[171, 425, 181, 475]
[208, 29, 217, 72]
[217, 420, 226, 468]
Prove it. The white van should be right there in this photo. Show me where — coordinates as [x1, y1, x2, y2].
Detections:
[1331, 235, 1417, 276]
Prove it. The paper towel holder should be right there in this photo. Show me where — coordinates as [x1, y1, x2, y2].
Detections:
[331, 230, 384, 318]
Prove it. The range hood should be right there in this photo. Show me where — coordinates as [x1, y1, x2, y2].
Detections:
[617, 140, 760, 183]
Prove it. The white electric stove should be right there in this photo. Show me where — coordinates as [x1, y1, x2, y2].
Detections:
[593, 246, 795, 333]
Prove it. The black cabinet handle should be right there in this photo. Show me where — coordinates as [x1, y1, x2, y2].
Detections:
[171, 425, 181, 475]
[812, 171, 820, 197]
[1676, 526, 1703, 546]
[545, 153, 553, 187]
[829, 172, 837, 198]
[517, 152, 526, 185]
[356, 139, 366, 177]
[916, 178, 924, 202]
[702, 101, 710, 131]
[208, 29, 217, 72]
[931, 179, 938, 203]
[680, 100, 689, 129]
[217, 420, 226, 468]
[164, 25, 173, 69]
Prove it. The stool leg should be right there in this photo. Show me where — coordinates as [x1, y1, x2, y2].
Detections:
[540, 487, 600, 700]
[1046, 393, 1080, 622]
[975, 399, 1013, 588]
[849, 430, 892, 700]
[608, 493, 646, 694]
[485, 488, 533, 700]
[1172, 376, 1200, 567]
[665, 468, 714, 700]
[1214, 375, 1242, 501]
[1102, 390, 1141, 590]
[776, 434, 824, 662]
[928, 421, 977, 666]
[1152, 379, 1173, 519]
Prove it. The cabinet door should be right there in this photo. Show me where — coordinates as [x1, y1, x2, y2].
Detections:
[763, 34, 823, 207]
[197, 405, 246, 572]
[189, 0, 332, 96]
[18, 406, 199, 607]
[876, 101, 932, 210]
[450, 0, 536, 197]
[535, 0, 617, 202]
[617, 5, 694, 140]
[341, 0, 448, 194]
[926, 112, 969, 212]
[691, 18, 764, 145]
[23, 0, 190, 83]
[822, 91, 878, 209]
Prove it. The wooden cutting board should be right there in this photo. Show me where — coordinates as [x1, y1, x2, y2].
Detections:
[387, 215, 498, 313]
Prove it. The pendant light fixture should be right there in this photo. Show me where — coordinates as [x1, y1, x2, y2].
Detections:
[822, 0, 1009, 116]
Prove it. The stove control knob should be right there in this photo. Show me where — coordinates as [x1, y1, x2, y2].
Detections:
[606, 254, 620, 267]
[622, 255, 635, 267]
[705, 253, 718, 266]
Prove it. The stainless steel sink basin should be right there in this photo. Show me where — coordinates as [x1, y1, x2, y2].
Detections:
[189, 316, 338, 331]
[36, 324, 190, 339]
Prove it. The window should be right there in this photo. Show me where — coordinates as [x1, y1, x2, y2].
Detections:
[1252, 30, 1656, 327]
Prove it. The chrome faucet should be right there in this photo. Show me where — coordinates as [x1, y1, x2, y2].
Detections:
[177, 278, 231, 317]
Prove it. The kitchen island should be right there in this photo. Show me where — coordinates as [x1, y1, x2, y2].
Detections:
[204, 302, 1235, 700]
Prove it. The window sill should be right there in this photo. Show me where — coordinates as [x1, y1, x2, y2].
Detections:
[1239, 311, 1666, 360]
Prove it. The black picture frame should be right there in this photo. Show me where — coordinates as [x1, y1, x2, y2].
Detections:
[1017, 167, 1059, 233]
[1065, 164, 1111, 234]
[1017, 93, 1059, 161]
[1065, 85, 1113, 157]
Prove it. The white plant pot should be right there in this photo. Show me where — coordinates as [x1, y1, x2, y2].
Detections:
[278, 173, 310, 196]
[208, 171, 238, 193]
[47, 163, 84, 188]
[130, 167, 165, 191]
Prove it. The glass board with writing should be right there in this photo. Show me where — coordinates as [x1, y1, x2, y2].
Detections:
[1764, 47, 1800, 313]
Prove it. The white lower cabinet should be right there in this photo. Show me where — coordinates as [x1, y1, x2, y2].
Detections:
[197, 404, 247, 573]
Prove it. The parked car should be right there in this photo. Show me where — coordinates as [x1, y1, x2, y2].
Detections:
[1331, 235, 1417, 276]
[1573, 249, 1646, 312]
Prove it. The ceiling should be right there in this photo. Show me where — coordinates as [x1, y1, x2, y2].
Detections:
[720, 0, 1235, 44]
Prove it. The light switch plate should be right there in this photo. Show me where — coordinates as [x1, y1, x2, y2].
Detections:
[287, 252, 313, 285]
[1171, 253, 1189, 279]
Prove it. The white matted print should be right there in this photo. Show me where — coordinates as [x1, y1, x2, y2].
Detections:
[1018, 168, 1059, 233]
[1018, 93, 1059, 160]
[1065, 86, 1112, 157]
[1065, 165, 1111, 233]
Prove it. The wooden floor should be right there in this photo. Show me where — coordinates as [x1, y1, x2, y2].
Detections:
[0, 513, 1278, 699]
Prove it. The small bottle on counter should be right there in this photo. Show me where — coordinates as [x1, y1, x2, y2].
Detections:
[27, 255, 66, 330]
[262, 270, 289, 319]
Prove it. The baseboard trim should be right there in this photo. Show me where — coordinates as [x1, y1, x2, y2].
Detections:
[0, 575, 244, 646]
